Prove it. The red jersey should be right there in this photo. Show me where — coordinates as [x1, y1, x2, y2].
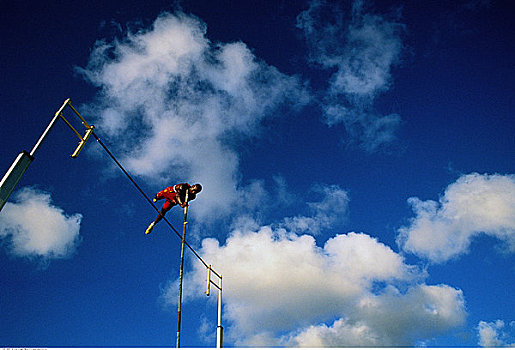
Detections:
[155, 183, 196, 205]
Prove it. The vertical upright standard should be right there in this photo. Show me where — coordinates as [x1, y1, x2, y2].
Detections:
[216, 276, 223, 348]
[207, 264, 223, 348]
[0, 99, 94, 212]
[176, 189, 189, 347]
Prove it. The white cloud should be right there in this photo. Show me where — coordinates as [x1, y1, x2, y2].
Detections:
[297, 0, 404, 151]
[287, 318, 382, 347]
[163, 219, 465, 346]
[0, 187, 82, 260]
[282, 184, 349, 234]
[397, 173, 515, 263]
[477, 320, 515, 347]
[78, 12, 309, 222]
[288, 284, 466, 346]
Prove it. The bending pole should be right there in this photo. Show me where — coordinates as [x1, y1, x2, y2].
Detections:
[176, 189, 189, 348]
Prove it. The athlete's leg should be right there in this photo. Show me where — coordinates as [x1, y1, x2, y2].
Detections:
[146, 200, 175, 234]
[155, 200, 174, 223]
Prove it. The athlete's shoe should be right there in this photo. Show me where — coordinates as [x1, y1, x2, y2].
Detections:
[145, 222, 155, 235]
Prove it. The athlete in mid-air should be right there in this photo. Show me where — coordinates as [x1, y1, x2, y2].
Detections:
[145, 182, 202, 234]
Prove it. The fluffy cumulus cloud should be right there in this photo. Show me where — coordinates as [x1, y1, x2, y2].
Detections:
[78, 12, 308, 221]
[0, 187, 82, 260]
[297, 0, 404, 151]
[397, 173, 515, 263]
[162, 189, 466, 346]
[477, 320, 515, 347]
[288, 284, 466, 346]
[168, 219, 465, 346]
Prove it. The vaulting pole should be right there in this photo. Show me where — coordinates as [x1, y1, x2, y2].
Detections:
[176, 189, 189, 347]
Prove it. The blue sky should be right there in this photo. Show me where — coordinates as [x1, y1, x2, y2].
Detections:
[1, 0, 514, 347]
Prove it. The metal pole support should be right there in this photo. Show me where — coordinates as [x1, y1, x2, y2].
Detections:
[29, 99, 70, 157]
[207, 265, 223, 348]
[216, 276, 223, 348]
[0, 151, 34, 212]
[0, 98, 95, 213]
